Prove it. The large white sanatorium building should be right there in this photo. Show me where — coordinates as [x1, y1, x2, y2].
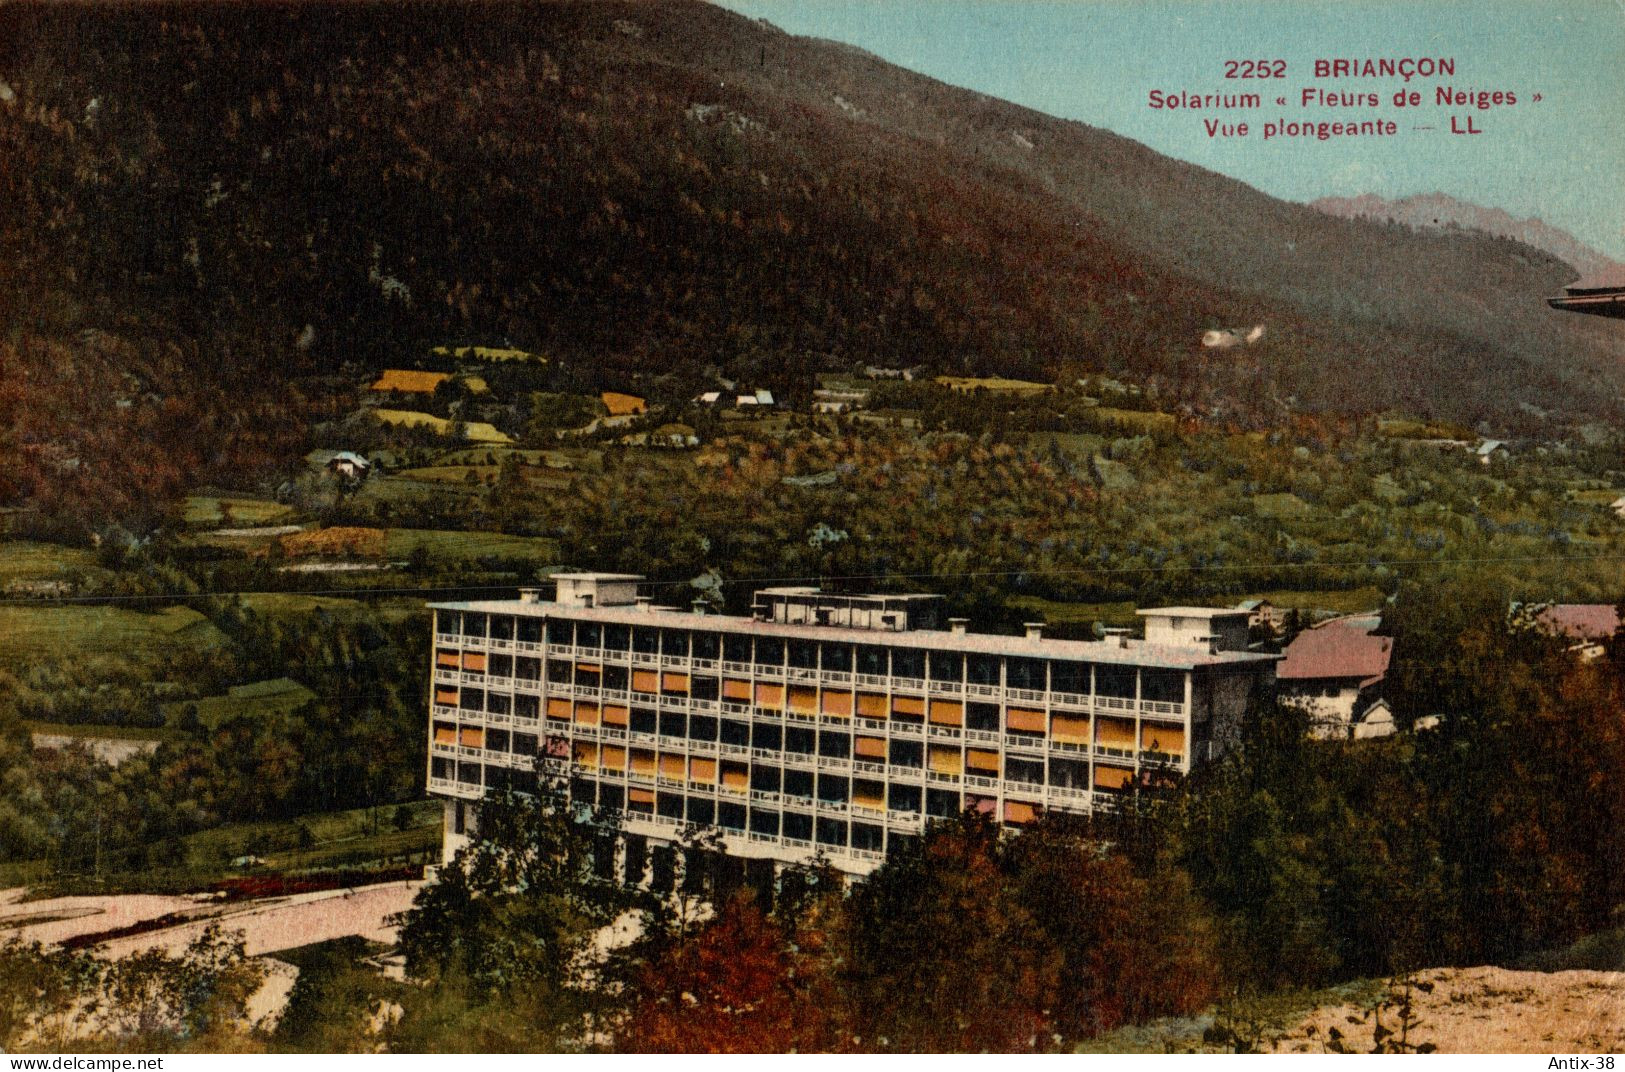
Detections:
[427, 574, 1279, 877]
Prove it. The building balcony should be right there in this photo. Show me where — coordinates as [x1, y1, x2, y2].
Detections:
[965, 773, 1000, 791]
[816, 755, 851, 771]
[927, 770, 961, 785]
[890, 722, 924, 737]
[853, 760, 886, 776]
[1004, 734, 1045, 754]
[927, 724, 962, 740]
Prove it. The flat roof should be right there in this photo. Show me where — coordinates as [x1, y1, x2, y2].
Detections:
[1137, 606, 1250, 619]
[429, 600, 1280, 671]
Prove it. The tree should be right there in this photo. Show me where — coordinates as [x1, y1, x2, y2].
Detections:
[392, 777, 629, 1047]
[842, 812, 1059, 1051]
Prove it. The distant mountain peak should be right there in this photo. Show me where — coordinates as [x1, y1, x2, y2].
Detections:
[1310, 191, 1625, 284]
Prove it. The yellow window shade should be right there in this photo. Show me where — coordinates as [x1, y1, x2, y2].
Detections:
[1097, 717, 1136, 747]
[1004, 800, 1038, 824]
[601, 746, 627, 770]
[632, 669, 659, 693]
[602, 704, 630, 726]
[856, 692, 888, 718]
[853, 784, 885, 809]
[573, 702, 599, 726]
[433, 725, 456, 745]
[1094, 765, 1134, 790]
[788, 686, 818, 713]
[723, 678, 752, 701]
[661, 672, 689, 693]
[929, 700, 964, 727]
[628, 788, 655, 806]
[462, 653, 487, 672]
[575, 663, 601, 675]
[1052, 714, 1090, 742]
[1141, 723, 1186, 752]
[928, 746, 963, 774]
[854, 736, 886, 758]
[546, 697, 572, 720]
[435, 689, 459, 705]
[754, 683, 784, 709]
[573, 741, 599, 767]
[436, 651, 461, 667]
[892, 695, 925, 718]
[689, 757, 717, 782]
[630, 750, 656, 773]
[1006, 707, 1045, 734]
[821, 690, 853, 717]
[721, 763, 749, 789]
[659, 754, 685, 778]
[966, 748, 1000, 772]
[459, 727, 484, 748]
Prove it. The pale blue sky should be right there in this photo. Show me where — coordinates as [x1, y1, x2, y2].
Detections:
[717, 0, 1625, 259]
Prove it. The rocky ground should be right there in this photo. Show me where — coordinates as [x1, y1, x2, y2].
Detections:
[1274, 965, 1624, 1054]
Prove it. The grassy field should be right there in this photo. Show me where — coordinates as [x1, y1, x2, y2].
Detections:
[182, 495, 296, 527]
[0, 604, 229, 664]
[239, 592, 423, 625]
[1077, 978, 1387, 1054]
[936, 375, 1052, 394]
[0, 541, 101, 587]
[370, 408, 514, 445]
[160, 677, 317, 729]
[383, 527, 559, 563]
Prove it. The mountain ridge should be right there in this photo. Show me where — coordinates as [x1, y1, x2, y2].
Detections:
[3, 0, 1624, 526]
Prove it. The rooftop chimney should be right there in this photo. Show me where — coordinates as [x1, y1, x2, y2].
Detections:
[692, 599, 708, 615]
[1024, 622, 1045, 640]
[635, 596, 652, 613]
[948, 617, 969, 635]
[518, 587, 543, 604]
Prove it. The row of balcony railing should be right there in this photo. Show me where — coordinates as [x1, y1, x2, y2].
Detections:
[434, 640, 1186, 716]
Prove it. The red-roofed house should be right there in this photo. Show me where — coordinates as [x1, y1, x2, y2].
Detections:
[1277, 615, 1394, 739]
[1520, 602, 1622, 660]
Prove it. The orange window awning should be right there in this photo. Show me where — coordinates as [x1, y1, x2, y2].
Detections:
[754, 683, 784, 710]
[459, 727, 484, 749]
[1141, 723, 1186, 752]
[853, 785, 885, 809]
[1004, 800, 1038, 824]
[575, 663, 601, 675]
[821, 690, 853, 717]
[1052, 714, 1090, 742]
[628, 787, 656, 806]
[435, 689, 459, 706]
[856, 692, 888, 718]
[602, 704, 630, 727]
[602, 745, 627, 770]
[631, 669, 659, 694]
[928, 746, 962, 774]
[892, 696, 925, 718]
[630, 750, 656, 773]
[433, 725, 456, 745]
[573, 702, 599, 726]
[966, 748, 999, 772]
[661, 672, 689, 693]
[659, 754, 685, 778]
[721, 764, 749, 789]
[929, 700, 964, 727]
[788, 686, 818, 713]
[723, 678, 752, 701]
[1094, 765, 1134, 790]
[546, 697, 572, 720]
[689, 757, 717, 782]
[436, 651, 461, 668]
[1097, 717, 1136, 746]
[1006, 707, 1045, 734]
[462, 653, 487, 672]
[854, 736, 886, 758]
[573, 741, 599, 766]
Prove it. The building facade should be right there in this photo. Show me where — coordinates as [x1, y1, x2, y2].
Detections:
[427, 575, 1278, 876]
